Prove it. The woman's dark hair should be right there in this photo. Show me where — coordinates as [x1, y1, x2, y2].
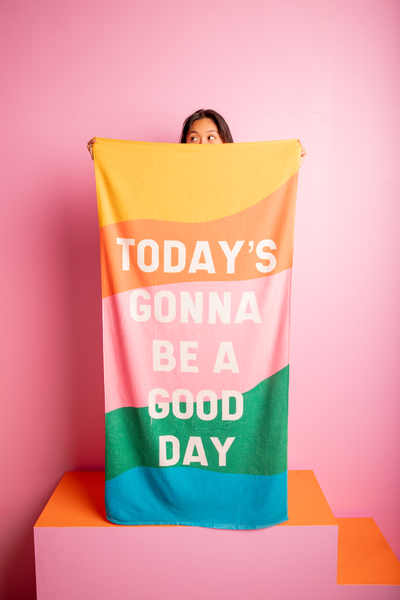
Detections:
[180, 109, 234, 143]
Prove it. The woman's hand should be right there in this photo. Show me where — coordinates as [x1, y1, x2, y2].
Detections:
[87, 138, 97, 160]
[298, 141, 307, 168]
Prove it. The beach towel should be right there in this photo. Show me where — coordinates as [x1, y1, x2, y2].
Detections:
[94, 138, 300, 529]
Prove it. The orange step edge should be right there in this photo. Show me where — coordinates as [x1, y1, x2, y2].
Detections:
[337, 517, 400, 586]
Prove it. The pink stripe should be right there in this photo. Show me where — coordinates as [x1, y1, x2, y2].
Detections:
[103, 271, 291, 412]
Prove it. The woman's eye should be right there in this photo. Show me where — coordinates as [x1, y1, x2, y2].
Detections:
[208, 135, 215, 140]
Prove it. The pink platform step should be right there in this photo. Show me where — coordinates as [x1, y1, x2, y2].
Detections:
[34, 470, 400, 600]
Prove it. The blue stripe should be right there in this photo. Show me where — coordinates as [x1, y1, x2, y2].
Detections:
[105, 467, 287, 529]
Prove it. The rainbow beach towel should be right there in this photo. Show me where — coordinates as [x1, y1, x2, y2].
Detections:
[94, 139, 300, 529]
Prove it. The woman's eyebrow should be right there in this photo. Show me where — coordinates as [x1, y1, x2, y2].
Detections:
[188, 129, 218, 135]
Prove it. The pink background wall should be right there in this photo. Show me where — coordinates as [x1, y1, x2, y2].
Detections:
[1, 0, 399, 597]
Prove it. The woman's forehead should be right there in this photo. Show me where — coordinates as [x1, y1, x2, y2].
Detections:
[189, 118, 218, 132]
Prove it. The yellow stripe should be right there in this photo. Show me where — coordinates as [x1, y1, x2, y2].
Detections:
[94, 139, 300, 228]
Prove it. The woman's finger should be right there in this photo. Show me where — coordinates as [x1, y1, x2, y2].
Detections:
[87, 138, 97, 160]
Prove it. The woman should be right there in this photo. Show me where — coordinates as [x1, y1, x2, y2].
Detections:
[87, 108, 306, 165]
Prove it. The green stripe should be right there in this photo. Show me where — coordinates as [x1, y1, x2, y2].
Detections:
[105, 366, 288, 481]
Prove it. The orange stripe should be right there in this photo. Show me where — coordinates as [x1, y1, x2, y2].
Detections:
[100, 174, 298, 298]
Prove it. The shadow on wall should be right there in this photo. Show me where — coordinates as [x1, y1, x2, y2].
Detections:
[58, 189, 105, 469]
[2, 523, 36, 600]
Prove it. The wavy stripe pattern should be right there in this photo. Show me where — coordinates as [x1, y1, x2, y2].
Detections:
[99, 175, 298, 298]
[94, 140, 299, 528]
[103, 272, 291, 412]
[106, 367, 288, 481]
[94, 139, 300, 227]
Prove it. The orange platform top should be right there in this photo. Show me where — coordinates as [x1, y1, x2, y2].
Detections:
[34, 470, 336, 528]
